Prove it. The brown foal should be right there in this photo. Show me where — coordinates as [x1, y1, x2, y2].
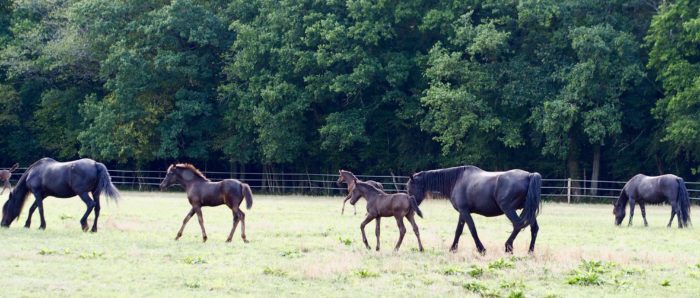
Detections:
[336, 169, 384, 215]
[348, 179, 424, 252]
[160, 164, 253, 243]
[0, 163, 18, 195]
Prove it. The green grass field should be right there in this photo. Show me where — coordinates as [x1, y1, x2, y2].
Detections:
[1, 192, 699, 297]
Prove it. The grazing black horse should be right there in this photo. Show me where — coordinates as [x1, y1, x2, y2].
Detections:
[614, 174, 691, 228]
[407, 166, 541, 254]
[1, 158, 120, 232]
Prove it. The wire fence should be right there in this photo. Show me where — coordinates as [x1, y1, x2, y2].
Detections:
[3, 167, 700, 203]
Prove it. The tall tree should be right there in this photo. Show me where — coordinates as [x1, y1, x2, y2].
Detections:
[646, 0, 700, 172]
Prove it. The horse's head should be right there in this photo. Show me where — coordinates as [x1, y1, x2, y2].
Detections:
[613, 200, 625, 226]
[407, 172, 426, 204]
[160, 165, 179, 190]
[1, 191, 21, 227]
[336, 170, 347, 186]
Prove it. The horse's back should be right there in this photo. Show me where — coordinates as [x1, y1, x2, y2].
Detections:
[627, 174, 679, 203]
[458, 168, 533, 216]
[26, 158, 101, 197]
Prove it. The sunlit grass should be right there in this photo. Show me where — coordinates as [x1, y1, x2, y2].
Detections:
[0, 191, 698, 297]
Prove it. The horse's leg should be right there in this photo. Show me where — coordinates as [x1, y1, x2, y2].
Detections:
[667, 206, 676, 228]
[0, 181, 8, 195]
[32, 191, 47, 230]
[374, 217, 381, 251]
[394, 215, 407, 252]
[175, 207, 196, 240]
[528, 218, 539, 253]
[194, 207, 207, 242]
[359, 215, 374, 250]
[503, 209, 525, 253]
[449, 215, 465, 253]
[639, 202, 648, 227]
[627, 198, 636, 226]
[24, 201, 38, 228]
[237, 210, 248, 243]
[462, 211, 486, 254]
[78, 193, 96, 232]
[90, 191, 101, 232]
[226, 208, 240, 243]
[406, 212, 424, 252]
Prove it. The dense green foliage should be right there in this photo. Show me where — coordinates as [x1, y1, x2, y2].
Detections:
[0, 0, 696, 179]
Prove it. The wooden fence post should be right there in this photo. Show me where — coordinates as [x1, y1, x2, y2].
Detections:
[567, 178, 572, 204]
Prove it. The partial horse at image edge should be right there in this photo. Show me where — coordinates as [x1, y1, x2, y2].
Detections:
[0, 163, 19, 195]
[1, 158, 120, 232]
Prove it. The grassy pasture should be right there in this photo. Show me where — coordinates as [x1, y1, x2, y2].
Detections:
[0, 192, 699, 297]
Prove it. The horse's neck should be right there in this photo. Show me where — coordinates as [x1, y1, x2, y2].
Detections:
[10, 180, 29, 203]
[178, 176, 207, 191]
[358, 184, 384, 201]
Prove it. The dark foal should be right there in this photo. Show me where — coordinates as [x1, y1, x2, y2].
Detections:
[336, 169, 384, 215]
[0, 163, 18, 195]
[348, 179, 424, 252]
[160, 164, 253, 243]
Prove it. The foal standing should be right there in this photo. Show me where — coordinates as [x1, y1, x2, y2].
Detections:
[160, 164, 253, 243]
[349, 179, 424, 252]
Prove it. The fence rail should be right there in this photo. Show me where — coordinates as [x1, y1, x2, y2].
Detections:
[3, 167, 700, 202]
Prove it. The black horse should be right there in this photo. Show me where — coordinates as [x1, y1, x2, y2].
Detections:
[614, 174, 691, 228]
[407, 165, 541, 254]
[1, 158, 120, 232]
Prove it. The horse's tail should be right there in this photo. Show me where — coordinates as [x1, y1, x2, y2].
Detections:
[242, 183, 253, 210]
[96, 162, 120, 202]
[409, 195, 423, 218]
[677, 177, 691, 228]
[521, 172, 542, 226]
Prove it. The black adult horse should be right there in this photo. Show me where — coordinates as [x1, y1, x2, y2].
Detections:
[614, 174, 691, 228]
[407, 165, 541, 254]
[1, 158, 120, 232]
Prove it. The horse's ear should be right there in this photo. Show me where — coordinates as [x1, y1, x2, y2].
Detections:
[409, 173, 414, 181]
[9, 163, 18, 172]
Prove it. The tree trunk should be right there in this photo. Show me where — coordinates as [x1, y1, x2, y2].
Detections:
[655, 153, 664, 175]
[591, 144, 601, 196]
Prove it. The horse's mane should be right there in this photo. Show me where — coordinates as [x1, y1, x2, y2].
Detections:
[7, 158, 49, 215]
[173, 163, 210, 181]
[418, 166, 472, 198]
[355, 180, 385, 194]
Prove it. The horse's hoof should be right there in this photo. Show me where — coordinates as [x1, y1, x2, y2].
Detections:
[243, 239, 249, 243]
[505, 244, 514, 254]
[90, 228, 97, 233]
[202, 237, 208, 243]
[449, 247, 458, 253]
[419, 248, 424, 252]
[376, 247, 380, 251]
[24, 225, 30, 229]
[225, 238, 232, 243]
[478, 249, 486, 256]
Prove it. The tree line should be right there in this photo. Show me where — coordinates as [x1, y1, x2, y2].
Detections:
[0, 0, 698, 181]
